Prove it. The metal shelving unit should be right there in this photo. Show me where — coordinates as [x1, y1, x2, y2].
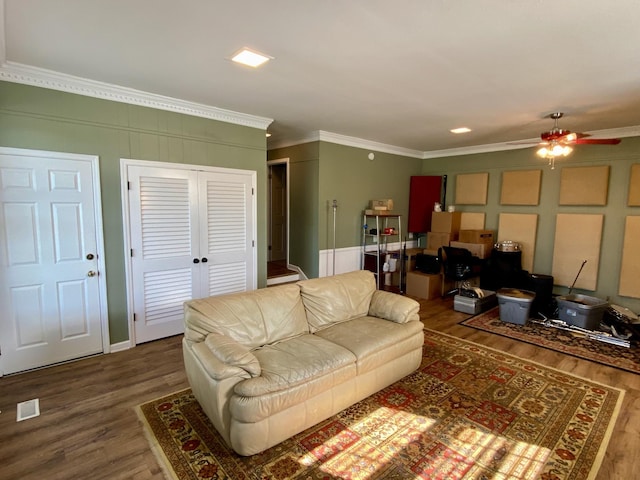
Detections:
[361, 212, 402, 291]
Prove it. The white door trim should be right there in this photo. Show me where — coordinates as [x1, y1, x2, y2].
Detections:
[0, 146, 110, 354]
[120, 158, 258, 345]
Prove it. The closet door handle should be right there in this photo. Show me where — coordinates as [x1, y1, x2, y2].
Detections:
[193, 258, 200, 264]
[201, 257, 208, 263]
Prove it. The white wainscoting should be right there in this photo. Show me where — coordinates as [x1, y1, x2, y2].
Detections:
[319, 240, 416, 277]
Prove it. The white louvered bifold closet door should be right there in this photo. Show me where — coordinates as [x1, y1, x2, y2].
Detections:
[198, 171, 254, 296]
[128, 166, 200, 343]
[126, 163, 255, 344]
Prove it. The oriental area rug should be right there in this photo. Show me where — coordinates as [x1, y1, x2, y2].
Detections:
[461, 307, 640, 375]
[137, 330, 623, 480]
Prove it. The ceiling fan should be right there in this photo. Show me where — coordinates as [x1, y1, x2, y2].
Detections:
[516, 112, 621, 169]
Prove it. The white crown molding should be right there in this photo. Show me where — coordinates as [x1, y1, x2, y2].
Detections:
[422, 125, 640, 159]
[268, 130, 425, 158]
[272, 126, 640, 159]
[317, 131, 424, 158]
[0, 61, 273, 130]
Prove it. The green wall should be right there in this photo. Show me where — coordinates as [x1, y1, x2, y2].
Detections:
[420, 138, 640, 313]
[0, 81, 269, 344]
[269, 142, 423, 277]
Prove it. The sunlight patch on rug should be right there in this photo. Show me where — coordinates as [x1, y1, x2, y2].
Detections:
[137, 329, 624, 479]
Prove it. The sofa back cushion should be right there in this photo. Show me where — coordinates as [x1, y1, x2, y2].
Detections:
[184, 283, 309, 348]
[298, 270, 376, 332]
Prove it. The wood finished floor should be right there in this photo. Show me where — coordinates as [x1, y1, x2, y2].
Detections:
[1, 296, 639, 479]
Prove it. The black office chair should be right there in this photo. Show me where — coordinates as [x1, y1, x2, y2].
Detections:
[439, 246, 483, 296]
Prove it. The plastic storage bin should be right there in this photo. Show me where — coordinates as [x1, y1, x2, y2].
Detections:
[454, 289, 497, 314]
[556, 294, 608, 331]
[497, 288, 536, 325]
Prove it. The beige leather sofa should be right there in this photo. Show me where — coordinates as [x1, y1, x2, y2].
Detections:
[182, 269, 423, 456]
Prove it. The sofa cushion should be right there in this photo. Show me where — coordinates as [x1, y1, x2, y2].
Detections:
[230, 334, 356, 422]
[235, 334, 356, 397]
[314, 316, 424, 375]
[184, 283, 309, 348]
[298, 270, 376, 332]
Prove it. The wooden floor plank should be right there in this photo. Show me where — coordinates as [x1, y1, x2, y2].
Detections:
[1, 296, 638, 479]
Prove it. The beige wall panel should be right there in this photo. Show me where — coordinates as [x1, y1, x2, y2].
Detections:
[460, 212, 485, 230]
[500, 169, 542, 205]
[552, 214, 603, 290]
[497, 213, 538, 272]
[628, 164, 640, 206]
[559, 165, 610, 205]
[619, 216, 640, 298]
[455, 172, 488, 205]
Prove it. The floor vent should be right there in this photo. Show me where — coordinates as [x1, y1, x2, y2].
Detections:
[17, 398, 40, 422]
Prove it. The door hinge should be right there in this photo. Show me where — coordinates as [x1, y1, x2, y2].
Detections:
[252, 240, 255, 247]
[127, 181, 131, 190]
[130, 248, 133, 257]
[133, 313, 137, 322]
[252, 187, 255, 195]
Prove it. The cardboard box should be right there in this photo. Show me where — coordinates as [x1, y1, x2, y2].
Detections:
[369, 199, 394, 211]
[404, 247, 424, 272]
[459, 229, 494, 244]
[406, 271, 442, 300]
[431, 211, 462, 234]
[450, 241, 492, 259]
[426, 231, 454, 251]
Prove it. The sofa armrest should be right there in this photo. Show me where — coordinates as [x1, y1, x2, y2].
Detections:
[189, 333, 262, 381]
[368, 290, 420, 324]
[204, 333, 262, 377]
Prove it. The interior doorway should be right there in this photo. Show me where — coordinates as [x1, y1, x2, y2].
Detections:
[267, 159, 289, 263]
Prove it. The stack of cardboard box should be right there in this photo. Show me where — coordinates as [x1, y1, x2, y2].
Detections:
[424, 211, 462, 255]
[450, 229, 495, 259]
[406, 212, 463, 300]
[405, 216, 496, 301]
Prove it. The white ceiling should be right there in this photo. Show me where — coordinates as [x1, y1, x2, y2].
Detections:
[3, 0, 640, 157]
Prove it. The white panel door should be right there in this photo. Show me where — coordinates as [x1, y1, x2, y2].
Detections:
[0, 149, 105, 375]
[126, 162, 256, 344]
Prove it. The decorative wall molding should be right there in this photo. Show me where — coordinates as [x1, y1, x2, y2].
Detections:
[0, 61, 273, 130]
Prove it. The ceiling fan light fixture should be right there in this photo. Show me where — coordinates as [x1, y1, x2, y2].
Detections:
[536, 141, 573, 169]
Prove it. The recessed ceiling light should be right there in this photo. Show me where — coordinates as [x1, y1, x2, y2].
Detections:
[231, 48, 272, 68]
[450, 127, 472, 134]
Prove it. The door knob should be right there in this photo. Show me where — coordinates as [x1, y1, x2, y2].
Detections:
[193, 258, 200, 264]
[87, 270, 97, 277]
[201, 257, 208, 263]
[86, 253, 95, 260]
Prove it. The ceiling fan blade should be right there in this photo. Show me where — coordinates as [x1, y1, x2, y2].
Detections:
[574, 138, 621, 145]
[506, 140, 547, 145]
